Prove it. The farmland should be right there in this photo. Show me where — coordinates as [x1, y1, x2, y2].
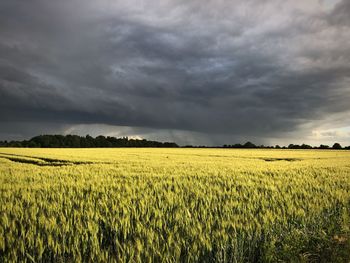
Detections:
[0, 148, 350, 262]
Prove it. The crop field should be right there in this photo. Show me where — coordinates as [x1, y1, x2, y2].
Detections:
[0, 148, 350, 262]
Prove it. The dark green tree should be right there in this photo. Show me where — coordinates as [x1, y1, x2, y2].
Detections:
[332, 143, 342, 149]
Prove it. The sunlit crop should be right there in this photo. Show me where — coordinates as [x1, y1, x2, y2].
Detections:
[0, 148, 349, 262]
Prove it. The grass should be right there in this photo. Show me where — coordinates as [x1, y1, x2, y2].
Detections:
[0, 148, 349, 262]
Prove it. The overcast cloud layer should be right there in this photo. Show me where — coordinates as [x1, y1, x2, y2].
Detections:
[0, 0, 350, 145]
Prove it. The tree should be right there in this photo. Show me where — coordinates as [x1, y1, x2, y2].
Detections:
[332, 143, 342, 149]
[243, 141, 257, 148]
[319, 144, 329, 149]
[300, 144, 312, 149]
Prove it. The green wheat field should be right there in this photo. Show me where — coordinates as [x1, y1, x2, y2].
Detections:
[1, 148, 350, 262]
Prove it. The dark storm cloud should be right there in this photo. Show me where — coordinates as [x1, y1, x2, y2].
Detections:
[0, 0, 350, 144]
[329, 0, 350, 25]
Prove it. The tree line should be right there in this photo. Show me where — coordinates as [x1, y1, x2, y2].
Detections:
[0, 135, 348, 149]
[0, 135, 179, 148]
[222, 141, 349, 150]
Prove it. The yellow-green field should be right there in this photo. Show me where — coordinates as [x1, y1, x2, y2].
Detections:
[1, 148, 350, 262]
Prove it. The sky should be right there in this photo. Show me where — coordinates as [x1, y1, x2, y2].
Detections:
[0, 0, 349, 146]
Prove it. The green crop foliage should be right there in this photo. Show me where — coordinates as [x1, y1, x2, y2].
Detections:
[0, 148, 349, 262]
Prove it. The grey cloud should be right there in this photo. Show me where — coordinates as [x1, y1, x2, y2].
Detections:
[0, 0, 349, 144]
[329, 0, 350, 26]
